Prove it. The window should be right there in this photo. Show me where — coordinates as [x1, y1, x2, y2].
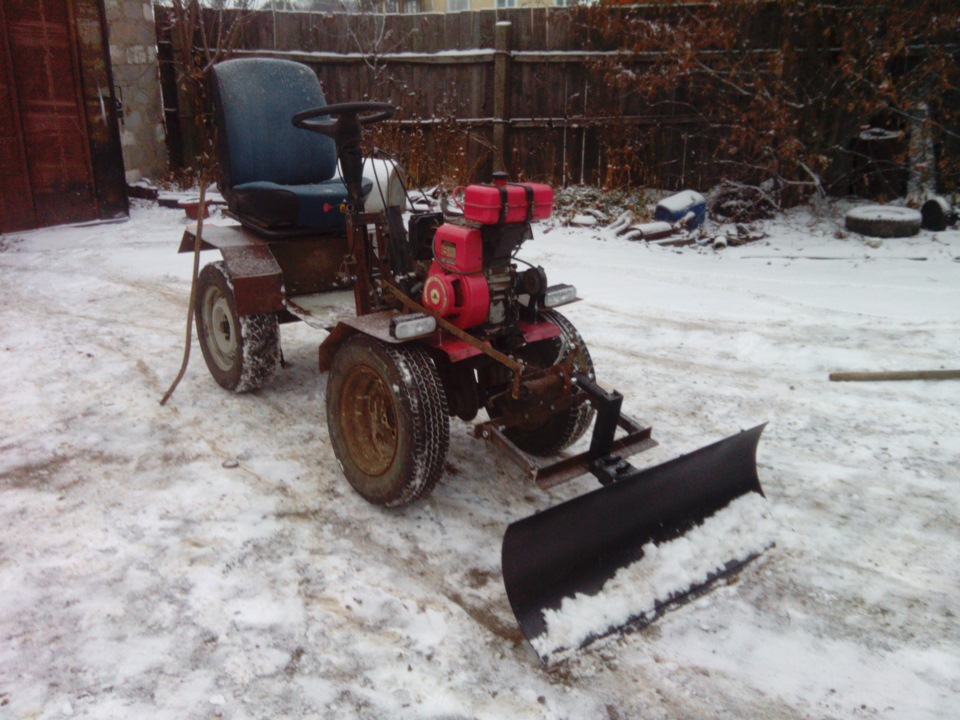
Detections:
[447, 0, 470, 11]
[496, 0, 518, 7]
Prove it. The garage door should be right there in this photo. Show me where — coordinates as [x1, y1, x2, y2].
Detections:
[0, 0, 126, 233]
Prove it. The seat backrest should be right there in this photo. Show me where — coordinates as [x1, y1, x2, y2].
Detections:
[211, 58, 337, 188]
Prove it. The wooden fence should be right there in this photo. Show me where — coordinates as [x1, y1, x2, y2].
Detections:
[157, 6, 736, 189]
[156, 4, 959, 195]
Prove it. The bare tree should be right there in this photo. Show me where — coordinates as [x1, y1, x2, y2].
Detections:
[165, 0, 249, 172]
[578, 0, 959, 203]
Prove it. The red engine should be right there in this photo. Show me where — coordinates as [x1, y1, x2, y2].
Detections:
[421, 177, 553, 330]
[422, 224, 490, 329]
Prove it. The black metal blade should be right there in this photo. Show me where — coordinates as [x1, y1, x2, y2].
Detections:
[502, 424, 768, 663]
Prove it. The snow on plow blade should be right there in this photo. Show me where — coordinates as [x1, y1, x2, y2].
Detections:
[502, 424, 773, 665]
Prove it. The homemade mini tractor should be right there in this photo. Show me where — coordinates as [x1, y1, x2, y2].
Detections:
[178, 58, 771, 663]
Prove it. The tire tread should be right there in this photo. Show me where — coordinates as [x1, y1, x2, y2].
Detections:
[195, 261, 281, 393]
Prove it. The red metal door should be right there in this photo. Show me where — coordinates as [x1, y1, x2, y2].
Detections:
[0, 0, 118, 233]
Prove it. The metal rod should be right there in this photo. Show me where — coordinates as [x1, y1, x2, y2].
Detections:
[829, 370, 960, 382]
[380, 281, 525, 381]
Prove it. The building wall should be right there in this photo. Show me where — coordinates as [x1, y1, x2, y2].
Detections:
[103, 0, 167, 183]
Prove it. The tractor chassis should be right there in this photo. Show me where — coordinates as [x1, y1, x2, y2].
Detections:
[178, 214, 658, 490]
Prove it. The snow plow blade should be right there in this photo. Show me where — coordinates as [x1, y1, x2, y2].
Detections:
[502, 424, 772, 665]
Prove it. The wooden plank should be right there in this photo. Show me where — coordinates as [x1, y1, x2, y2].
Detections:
[466, 59, 485, 120]
[525, 8, 548, 52]
[228, 48, 495, 66]
[492, 20, 510, 171]
[479, 11, 497, 49]
[459, 11, 477, 50]
[544, 7, 572, 52]
[830, 370, 960, 383]
[407, 14, 426, 54]
[443, 12, 459, 51]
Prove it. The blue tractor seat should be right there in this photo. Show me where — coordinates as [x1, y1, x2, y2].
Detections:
[210, 58, 370, 232]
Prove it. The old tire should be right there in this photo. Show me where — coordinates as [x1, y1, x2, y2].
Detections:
[499, 310, 597, 457]
[326, 335, 449, 507]
[921, 197, 954, 231]
[195, 261, 281, 392]
[845, 205, 921, 238]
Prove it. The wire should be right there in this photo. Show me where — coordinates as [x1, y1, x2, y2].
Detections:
[160, 179, 208, 406]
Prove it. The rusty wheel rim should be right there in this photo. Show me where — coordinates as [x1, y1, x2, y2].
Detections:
[340, 364, 398, 477]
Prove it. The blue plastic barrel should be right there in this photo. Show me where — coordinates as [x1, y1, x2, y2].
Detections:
[654, 190, 706, 229]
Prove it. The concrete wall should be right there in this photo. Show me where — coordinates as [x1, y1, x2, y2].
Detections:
[103, 0, 168, 183]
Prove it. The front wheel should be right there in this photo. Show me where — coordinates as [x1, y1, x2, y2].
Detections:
[491, 310, 596, 457]
[195, 261, 281, 393]
[326, 335, 449, 507]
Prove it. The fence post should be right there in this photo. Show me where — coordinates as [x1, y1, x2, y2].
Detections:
[493, 21, 511, 174]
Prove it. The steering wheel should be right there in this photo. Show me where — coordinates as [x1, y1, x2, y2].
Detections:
[292, 102, 395, 137]
[292, 102, 395, 209]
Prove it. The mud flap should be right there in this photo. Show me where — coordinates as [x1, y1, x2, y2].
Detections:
[501, 424, 772, 664]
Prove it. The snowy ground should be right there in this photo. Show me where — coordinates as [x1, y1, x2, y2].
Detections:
[1, 199, 959, 719]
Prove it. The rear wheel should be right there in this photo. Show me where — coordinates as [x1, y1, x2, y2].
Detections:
[326, 335, 449, 507]
[195, 261, 281, 392]
[493, 310, 596, 457]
